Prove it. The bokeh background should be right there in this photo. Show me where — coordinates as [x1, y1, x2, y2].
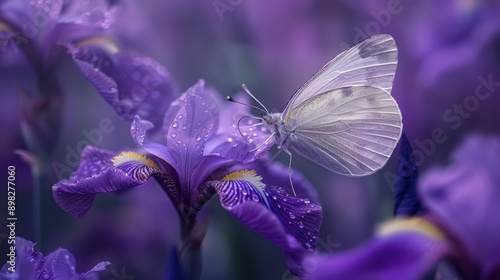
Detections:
[1, 0, 500, 279]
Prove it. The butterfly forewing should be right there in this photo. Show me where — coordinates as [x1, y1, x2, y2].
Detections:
[282, 34, 397, 120]
[286, 86, 402, 176]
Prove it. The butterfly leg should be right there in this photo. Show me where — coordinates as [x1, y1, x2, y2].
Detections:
[284, 149, 297, 197]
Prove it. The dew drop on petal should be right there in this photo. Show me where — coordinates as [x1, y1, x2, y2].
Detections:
[298, 221, 304, 228]
[172, 121, 178, 128]
[196, 135, 201, 141]
[304, 198, 310, 204]
[289, 212, 295, 219]
[242, 189, 248, 195]
[252, 194, 259, 201]
[182, 125, 187, 130]
[227, 137, 233, 143]
[170, 132, 177, 138]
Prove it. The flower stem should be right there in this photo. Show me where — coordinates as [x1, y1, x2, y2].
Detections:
[32, 162, 47, 253]
[177, 214, 208, 280]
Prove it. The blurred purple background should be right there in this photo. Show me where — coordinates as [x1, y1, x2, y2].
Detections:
[2, 0, 500, 279]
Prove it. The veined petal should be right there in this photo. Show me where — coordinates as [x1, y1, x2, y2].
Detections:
[265, 186, 322, 252]
[52, 146, 168, 218]
[209, 170, 320, 276]
[166, 89, 214, 192]
[394, 133, 422, 216]
[66, 41, 178, 127]
[163, 80, 220, 136]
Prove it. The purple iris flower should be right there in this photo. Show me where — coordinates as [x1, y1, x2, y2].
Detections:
[0, 237, 109, 280]
[309, 133, 500, 280]
[0, 0, 178, 155]
[52, 80, 322, 278]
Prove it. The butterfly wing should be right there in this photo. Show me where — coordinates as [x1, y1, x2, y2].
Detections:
[282, 34, 398, 119]
[285, 86, 402, 176]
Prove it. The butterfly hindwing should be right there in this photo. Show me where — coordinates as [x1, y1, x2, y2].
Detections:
[286, 86, 402, 176]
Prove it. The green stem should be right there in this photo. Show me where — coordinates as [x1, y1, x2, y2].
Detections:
[32, 162, 47, 253]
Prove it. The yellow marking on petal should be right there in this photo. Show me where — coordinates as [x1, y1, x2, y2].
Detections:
[0, 21, 12, 32]
[222, 170, 265, 190]
[377, 217, 446, 240]
[77, 37, 119, 53]
[112, 151, 159, 169]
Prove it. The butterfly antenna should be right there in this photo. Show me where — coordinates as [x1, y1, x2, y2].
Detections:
[241, 84, 270, 114]
[237, 116, 251, 143]
[226, 96, 268, 114]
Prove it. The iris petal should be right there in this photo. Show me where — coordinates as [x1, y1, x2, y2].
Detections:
[67, 42, 178, 127]
[309, 231, 449, 280]
[394, 133, 422, 216]
[166, 88, 214, 193]
[419, 134, 500, 278]
[52, 146, 168, 218]
[264, 186, 322, 252]
[210, 173, 322, 277]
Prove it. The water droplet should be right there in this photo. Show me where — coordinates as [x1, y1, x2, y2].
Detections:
[43, 275, 49, 279]
[305, 242, 314, 252]
[172, 121, 178, 128]
[252, 194, 259, 201]
[196, 135, 202, 141]
[283, 198, 287, 202]
[227, 137, 233, 143]
[304, 198, 310, 204]
[182, 125, 187, 130]
[272, 195, 277, 200]
[170, 132, 177, 138]
[242, 189, 248, 195]
[298, 221, 304, 228]
[176, 140, 182, 144]
[178, 115, 183, 119]
[289, 212, 295, 219]
[252, 133, 258, 137]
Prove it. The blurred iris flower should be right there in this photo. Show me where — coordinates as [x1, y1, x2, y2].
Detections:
[0, 0, 177, 156]
[309, 134, 500, 280]
[0, 237, 109, 280]
[52, 80, 323, 278]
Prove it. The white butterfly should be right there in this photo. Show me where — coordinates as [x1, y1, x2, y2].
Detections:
[231, 34, 402, 190]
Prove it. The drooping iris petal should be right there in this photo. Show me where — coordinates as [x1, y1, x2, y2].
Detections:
[0, 237, 41, 278]
[66, 41, 178, 126]
[419, 134, 500, 278]
[309, 229, 449, 280]
[209, 171, 322, 276]
[0, 237, 110, 279]
[394, 133, 422, 216]
[265, 186, 322, 252]
[52, 146, 168, 218]
[167, 87, 214, 193]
